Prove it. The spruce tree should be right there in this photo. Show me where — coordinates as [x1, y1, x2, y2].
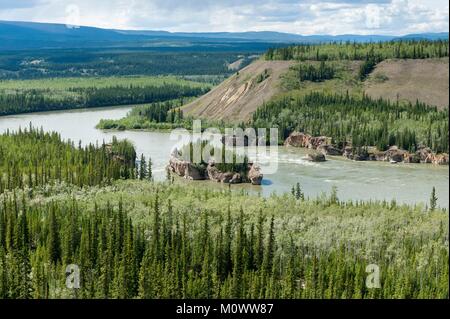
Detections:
[232, 208, 245, 298]
[295, 183, 304, 201]
[139, 154, 147, 180]
[47, 205, 61, 265]
[255, 209, 265, 270]
[148, 157, 153, 181]
[430, 187, 438, 211]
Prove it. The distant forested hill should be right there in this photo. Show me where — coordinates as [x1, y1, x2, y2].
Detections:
[0, 20, 448, 50]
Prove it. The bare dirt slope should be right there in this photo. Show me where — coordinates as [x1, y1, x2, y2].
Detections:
[365, 58, 449, 109]
[182, 59, 294, 122]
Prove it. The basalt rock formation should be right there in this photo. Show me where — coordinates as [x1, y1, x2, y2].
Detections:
[248, 164, 264, 185]
[168, 156, 205, 180]
[317, 144, 343, 156]
[207, 164, 243, 184]
[167, 152, 263, 185]
[285, 131, 448, 165]
[284, 132, 331, 149]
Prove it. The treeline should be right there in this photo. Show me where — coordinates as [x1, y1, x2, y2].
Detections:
[0, 126, 136, 192]
[0, 84, 209, 116]
[0, 183, 447, 299]
[97, 99, 186, 131]
[265, 40, 449, 61]
[129, 100, 184, 124]
[295, 61, 336, 82]
[252, 92, 449, 153]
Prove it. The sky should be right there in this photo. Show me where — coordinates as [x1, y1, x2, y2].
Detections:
[0, 0, 448, 35]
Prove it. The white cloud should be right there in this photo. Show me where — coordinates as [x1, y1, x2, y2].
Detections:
[0, 0, 447, 35]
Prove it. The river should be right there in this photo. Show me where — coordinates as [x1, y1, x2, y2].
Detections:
[0, 106, 448, 208]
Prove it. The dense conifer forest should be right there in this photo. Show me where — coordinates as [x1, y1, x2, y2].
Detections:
[295, 61, 336, 82]
[252, 92, 449, 153]
[0, 49, 259, 80]
[265, 40, 449, 61]
[0, 77, 210, 116]
[97, 99, 186, 130]
[0, 179, 447, 299]
[0, 127, 136, 192]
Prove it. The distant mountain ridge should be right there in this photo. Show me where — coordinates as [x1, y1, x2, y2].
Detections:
[1, 20, 448, 50]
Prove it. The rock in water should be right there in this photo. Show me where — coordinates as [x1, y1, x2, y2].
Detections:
[230, 173, 242, 184]
[284, 132, 310, 147]
[384, 146, 407, 163]
[206, 164, 235, 183]
[248, 164, 263, 185]
[317, 144, 343, 156]
[168, 156, 205, 180]
[432, 153, 449, 165]
[284, 132, 330, 149]
[306, 151, 326, 162]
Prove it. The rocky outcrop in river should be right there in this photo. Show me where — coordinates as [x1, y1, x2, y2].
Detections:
[168, 156, 205, 180]
[248, 164, 264, 185]
[305, 151, 326, 162]
[207, 164, 242, 183]
[285, 131, 449, 165]
[167, 153, 263, 185]
[284, 132, 331, 149]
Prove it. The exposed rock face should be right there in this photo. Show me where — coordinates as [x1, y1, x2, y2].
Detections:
[384, 146, 408, 163]
[317, 144, 343, 156]
[284, 131, 447, 166]
[185, 164, 205, 180]
[284, 132, 309, 147]
[404, 153, 421, 164]
[345, 146, 407, 162]
[416, 147, 433, 163]
[414, 147, 448, 164]
[305, 151, 326, 162]
[309, 136, 330, 149]
[168, 156, 205, 180]
[284, 132, 330, 149]
[343, 146, 353, 160]
[168, 154, 263, 184]
[230, 173, 242, 184]
[343, 145, 449, 165]
[248, 165, 263, 185]
[432, 153, 449, 165]
[207, 164, 236, 183]
[343, 147, 367, 161]
[168, 156, 187, 176]
[207, 163, 262, 185]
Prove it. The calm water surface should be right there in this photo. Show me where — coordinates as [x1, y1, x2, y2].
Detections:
[0, 106, 448, 208]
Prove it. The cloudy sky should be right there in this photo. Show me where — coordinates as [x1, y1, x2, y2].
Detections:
[0, 0, 448, 35]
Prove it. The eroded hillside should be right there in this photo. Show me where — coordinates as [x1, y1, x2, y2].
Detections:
[182, 59, 294, 122]
[364, 58, 449, 109]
